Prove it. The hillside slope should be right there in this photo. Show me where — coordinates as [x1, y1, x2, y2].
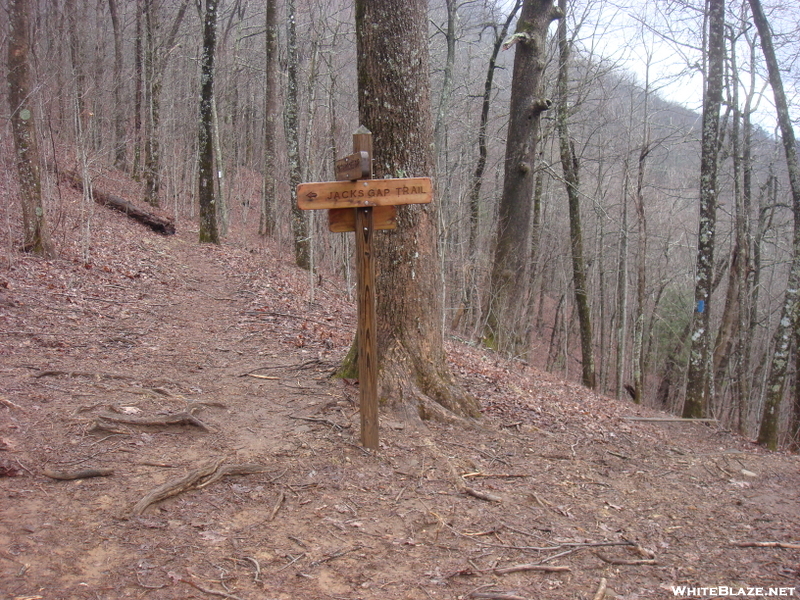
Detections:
[1, 187, 798, 599]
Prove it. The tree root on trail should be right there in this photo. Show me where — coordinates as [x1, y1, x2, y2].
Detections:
[92, 405, 212, 432]
[131, 459, 268, 515]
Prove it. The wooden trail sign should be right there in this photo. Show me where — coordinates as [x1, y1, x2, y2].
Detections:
[297, 127, 433, 449]
[297, 178, 432, 210]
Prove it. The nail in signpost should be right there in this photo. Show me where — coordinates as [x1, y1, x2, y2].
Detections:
[297, 127, 432, 449]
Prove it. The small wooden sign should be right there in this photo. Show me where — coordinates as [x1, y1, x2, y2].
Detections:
[335, 151, 371, 181]
[329, 205, 396, 232]
[298, 177, 432, 210]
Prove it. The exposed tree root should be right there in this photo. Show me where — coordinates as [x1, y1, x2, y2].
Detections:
[131, 459, 268, 515]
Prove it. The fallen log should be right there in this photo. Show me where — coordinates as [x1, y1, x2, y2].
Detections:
[62, 171, 176, 235]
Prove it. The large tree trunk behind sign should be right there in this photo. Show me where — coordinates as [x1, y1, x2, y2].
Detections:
[354, 0, 479, 421]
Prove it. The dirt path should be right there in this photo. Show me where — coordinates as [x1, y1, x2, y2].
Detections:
[2, 231, 800, 600]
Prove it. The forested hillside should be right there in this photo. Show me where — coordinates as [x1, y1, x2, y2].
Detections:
[3, 0, 800, 447]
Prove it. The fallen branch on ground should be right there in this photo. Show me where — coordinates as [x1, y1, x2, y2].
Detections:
[493, 563, 570, 574]
[35, 370, 132, 380]
[43, 468, 114, 480]
[469, 592, 528, 600]
[62, 170, 176, 235]
[735, 541, 800, 549]
[132, 459, 267, 515]
[621, 416, 718, 423]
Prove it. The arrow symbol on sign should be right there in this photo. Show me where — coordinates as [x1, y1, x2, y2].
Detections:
[306, 191, 318, 200]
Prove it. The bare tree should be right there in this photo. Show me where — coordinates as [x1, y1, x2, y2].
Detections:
[286, 0, 309, 269]
[683, 0, 725, 419]
[484, 0, 562, 355]
[108, 0, 126, 171]
[748, 0, 800, 449]
[555, 0, 595, 389]
[260, 0, 279, 237]
[7, 0, 56, 258]
[198, 0, 220, 244]
[459, 0, 522, 333]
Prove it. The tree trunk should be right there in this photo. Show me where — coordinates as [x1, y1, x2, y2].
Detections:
[748, 0, 800, 449]
[142, 0, 190, 206]
[615, 166, 629, 400]
[285, 0, 309, 270]
[353, 0, 479, 420]
[260, 0, 278, 237]
[484, 0, 562, 355]
[683, 0, 724, 419]
[713, 25, 748, 416]
[198, 0, 220, 244]
[7, 0, 56, 259]
[555, 0, 595, 389]
[143, 0, 160, 205]
[433, 0, 457, 159]
[108, 0, 127, 171]
[133, 0, 143, 179]
[463, 0, 521, 334]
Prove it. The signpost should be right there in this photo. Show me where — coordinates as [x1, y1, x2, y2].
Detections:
[297, 127, 432, 449]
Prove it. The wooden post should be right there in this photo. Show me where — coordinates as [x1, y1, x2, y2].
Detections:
[353, 128, 379, 449]
[296, 126, 432, 450]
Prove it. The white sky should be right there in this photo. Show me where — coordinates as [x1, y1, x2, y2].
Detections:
[563, 0, 800, 133]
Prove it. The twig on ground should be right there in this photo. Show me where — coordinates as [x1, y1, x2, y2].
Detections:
[0, 397, 25, 410]
[178, 575, 246, 600]
[268, 490, 285, 521]
[463, 486, 503, 503]
[594, 552, 656, 566]
[242, 556, 261, 583]
[309, 545, 362, 567]
[593, 577, 608, 600]
[289, 415, 349, 430]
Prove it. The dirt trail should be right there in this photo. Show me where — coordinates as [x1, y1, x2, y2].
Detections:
[1, 231, 799, 600]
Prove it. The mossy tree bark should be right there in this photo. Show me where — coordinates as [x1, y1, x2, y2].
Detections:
[351, 0, 479, 421]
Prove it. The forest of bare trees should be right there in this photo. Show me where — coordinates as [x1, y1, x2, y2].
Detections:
[3, 0, 800, 449]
